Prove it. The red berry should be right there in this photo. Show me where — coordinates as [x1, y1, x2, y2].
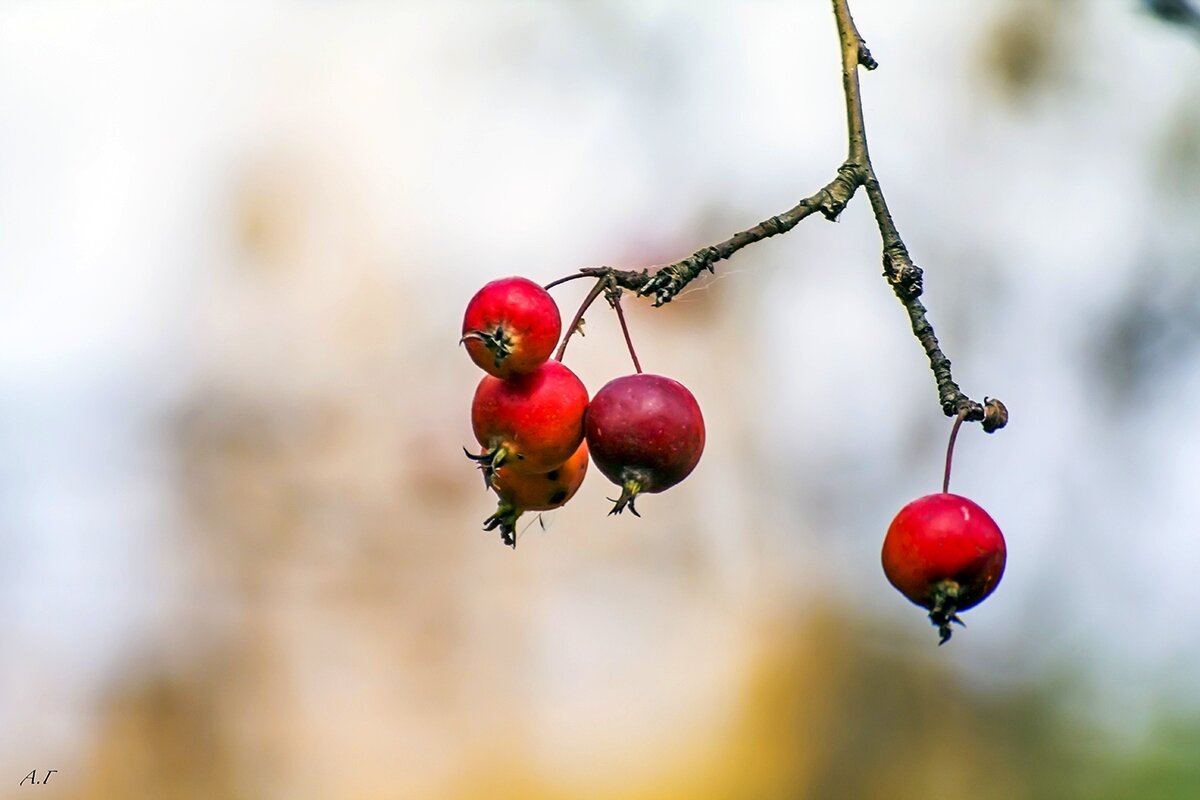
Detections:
[584, 373, 704, 516]
[469, 360, 589, 480]
[483, 440, 589, 547]
[881, 493, 1006, 644]
[462, 276, 561, 378]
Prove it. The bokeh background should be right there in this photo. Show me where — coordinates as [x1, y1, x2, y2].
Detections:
[3, 1, 1200, 798]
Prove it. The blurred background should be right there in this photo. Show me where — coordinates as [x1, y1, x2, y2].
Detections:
[2, 1, 1200, 797]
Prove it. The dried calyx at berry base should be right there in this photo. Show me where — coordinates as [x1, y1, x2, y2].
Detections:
[482, 440, 589, 547]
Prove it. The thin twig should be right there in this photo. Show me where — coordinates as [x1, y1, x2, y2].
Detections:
[541, 0, 1001, 426]
[831, 0, 979, 420]
[628, 166, 861, 306]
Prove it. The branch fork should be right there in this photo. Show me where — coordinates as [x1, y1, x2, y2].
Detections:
[546, 0, 1006, 430]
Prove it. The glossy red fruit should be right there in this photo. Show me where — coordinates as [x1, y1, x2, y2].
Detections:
[483, 440, 589, 548]
[882, 493, 1006, 644]
[462, 276, 561, 378]
[585, 373, 704, 516]
[468, 360, 588, 481]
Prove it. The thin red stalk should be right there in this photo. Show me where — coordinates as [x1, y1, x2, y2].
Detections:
[555, 278, 605, 362]
[543, 272, 594, 291]
[611, 292, 643, 373]
[942, 409, 969, 494]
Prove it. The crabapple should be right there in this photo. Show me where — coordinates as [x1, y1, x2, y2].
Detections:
[483, 440, 589, 548]
[468, 360, 589, 482]
[462, 276, 561, 378]
[585, 373, 704, 516]
[881, 492, 1006, 644]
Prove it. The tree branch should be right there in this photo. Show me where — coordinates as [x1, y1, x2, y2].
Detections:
[551, 0, 1005, 429]
[830, 0, 981, 420]
[584, 162, 861, 304]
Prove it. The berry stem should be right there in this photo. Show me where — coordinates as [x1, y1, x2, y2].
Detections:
[608, 288, 643, 374]
[942, 407, 969, 494]
[555, 278, 606, 362]
[543, 272, 595, 291]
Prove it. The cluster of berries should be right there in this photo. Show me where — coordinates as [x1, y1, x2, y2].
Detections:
[460, 275, 1005, 644]
[462, 276, 705, 547]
